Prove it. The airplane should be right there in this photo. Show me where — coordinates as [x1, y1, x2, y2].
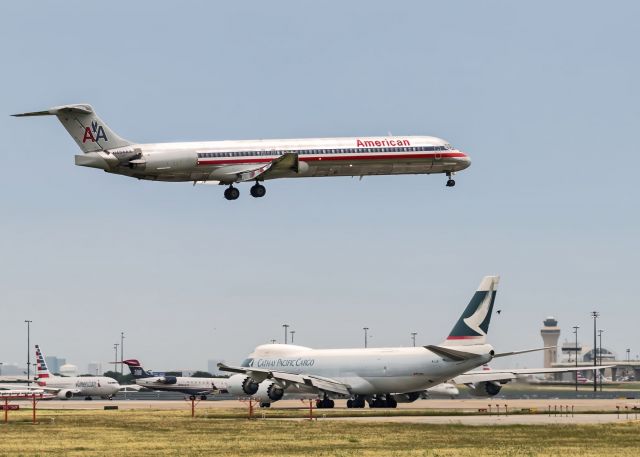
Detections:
[122, 359, 223, 400]
[33, 345, 121, 400]
[451, 364, 614, 397]
[218, 276, 548, 409]
[12, 104, 471, 200]
[0, 386, 55, 400]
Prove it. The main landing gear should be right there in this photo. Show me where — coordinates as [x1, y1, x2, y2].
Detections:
[223, 182, 267, 200]
[346, 396, 366, 408]
[365, 394, 398, 408]
[250, 182, 266, 198]
[315, 397, 335, 409]
[445, 171, 456, 187]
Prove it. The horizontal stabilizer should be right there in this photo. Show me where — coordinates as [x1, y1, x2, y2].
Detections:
[493, 346, 555, 358]
[425, 345, 482, 362]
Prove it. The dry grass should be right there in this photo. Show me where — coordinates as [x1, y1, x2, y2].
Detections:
[1, 409, 639, 456]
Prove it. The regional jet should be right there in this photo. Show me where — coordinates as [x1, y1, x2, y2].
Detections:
[33, 345, 121, 400]
[13, 104, 471, 200]
[219, 276, 547, 408]
[123, 359, 223, 400]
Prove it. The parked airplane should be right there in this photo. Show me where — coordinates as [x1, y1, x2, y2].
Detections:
[452, 364, 613, 397]
[219, 276, 546, 408]
[13, 104, 471, 200]
[34, 345, 121, 400]
[123, 359, 222, 400]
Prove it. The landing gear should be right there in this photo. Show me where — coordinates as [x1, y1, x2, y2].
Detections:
[84, 396, 92, 401]
[445, 171, 456, 187]
[367, 394, 397, 408]
[347, 396, 366, 408]
[200, 395, 207, 401]
[224, 185, 240, 200]
[250, 182, 266, 198]
[315, 398, 335, 409]
[260, 402, 271, 408]
[189, 395, 196, 401]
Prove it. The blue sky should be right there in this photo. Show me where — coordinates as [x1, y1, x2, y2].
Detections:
[1, 1, 638, 373]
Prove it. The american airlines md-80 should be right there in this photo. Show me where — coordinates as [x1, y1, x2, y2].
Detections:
[13, 104, 471, 200]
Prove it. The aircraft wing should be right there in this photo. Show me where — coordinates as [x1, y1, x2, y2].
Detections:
[454, 365, 615, 385]
[213, 153, 302, 183]
[217, 363, 351, 396]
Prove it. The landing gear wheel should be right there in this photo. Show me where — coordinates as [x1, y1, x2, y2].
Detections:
[347, 399, 354, 408]
[250, 183, 266, 198]
[224, 186, 240, 200]
[353, 397, 366, 408]
[446, 179, 456, 187]
[84, 396, 92, 401]
[260, 402, 271, 408]
[189, 395, 196, 401]
[386, 397, 398, 408]
[200, 395, 207, 401]
[317, 398, 335, 408]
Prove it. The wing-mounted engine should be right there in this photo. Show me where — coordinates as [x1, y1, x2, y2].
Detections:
[226, 374, 260, 396]
[254, 381, 284, 403]
[57, 389, 74, 399]
[469, 381, 502, 397]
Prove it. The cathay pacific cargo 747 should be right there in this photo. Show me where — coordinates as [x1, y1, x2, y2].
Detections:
[13, 104, 471, 200]
[219, 276, 550, 409]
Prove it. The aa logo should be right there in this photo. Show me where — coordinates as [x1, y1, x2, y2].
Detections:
[82, 121, 108, 143]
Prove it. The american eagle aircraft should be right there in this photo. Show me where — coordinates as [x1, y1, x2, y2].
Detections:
[123, 359, 223, 400]
[219, 276, 545, 409]
[13, 104, 471, 200]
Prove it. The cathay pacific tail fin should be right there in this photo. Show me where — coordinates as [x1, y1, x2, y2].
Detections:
[443, 275, 500, 346]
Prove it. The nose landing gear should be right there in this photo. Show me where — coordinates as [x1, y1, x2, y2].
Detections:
[445, 171, 456, 187]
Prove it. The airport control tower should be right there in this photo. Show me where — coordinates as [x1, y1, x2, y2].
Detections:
[540, 317, 561, 368]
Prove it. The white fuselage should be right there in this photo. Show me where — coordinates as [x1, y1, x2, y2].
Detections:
[81, 136, 470, 183]
[134, 377, 220, 395]
[38, 376, 120, 397]
[242, 343, 492, 395]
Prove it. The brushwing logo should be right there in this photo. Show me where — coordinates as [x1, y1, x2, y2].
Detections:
[82, 121, 108, 143]
[463, 288, 494, 336]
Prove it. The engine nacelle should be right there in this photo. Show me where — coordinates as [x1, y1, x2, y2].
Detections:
[57, 389, 73, 399]
[254, 381, 284, 403]
[470, 381, 502, 397]
[159, 376, 177, 385]
[226, 374, 260, 396]
[391, 392, 421, 403]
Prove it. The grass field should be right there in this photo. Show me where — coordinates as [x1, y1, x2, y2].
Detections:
[1, 409, 640, 456]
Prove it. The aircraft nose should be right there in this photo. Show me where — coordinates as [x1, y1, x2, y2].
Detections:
[457, 153, 471, 170]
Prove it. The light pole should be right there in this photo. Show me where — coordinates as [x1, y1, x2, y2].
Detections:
[270, 339, 276, 344]
[572, 325, 579, 392]
[282, 324, 290, 344]
[24, 320, 32, 383]
[290, 330, 295, 344]
[411, 332, 417, 347]
[113, 343, 119, 375]
[591, 311, 599, 393]
[598, 329, 604, 392]
[363, 327, 369, 348]
[627, 348, 631, 377]
[120, 332, 125, 376]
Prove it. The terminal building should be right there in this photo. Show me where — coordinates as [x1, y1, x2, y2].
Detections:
[540, 317, 639, 381]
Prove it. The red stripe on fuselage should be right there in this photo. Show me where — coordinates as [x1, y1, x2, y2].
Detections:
[197, 152, 467, 166]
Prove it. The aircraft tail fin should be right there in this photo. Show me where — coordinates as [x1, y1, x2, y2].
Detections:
[12, 104, 132, 153]
[122, 359, 153, 379]
[443, 275, 500, 346]
[35, 345, 52, 383]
